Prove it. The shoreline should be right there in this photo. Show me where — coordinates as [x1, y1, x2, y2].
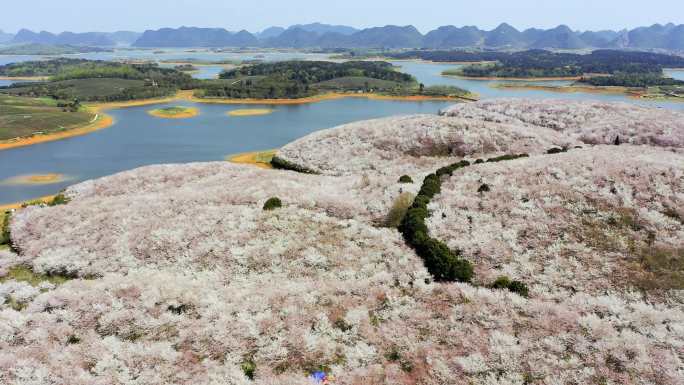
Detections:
[0, 76, 49, 81]
[187, 91, 478, 105]
[0, 109, 114, 151]
[226, 150, 277, 169]
[0, 90, 474, 152]
[492, 83, 684, 101]
[0, 195, 56, 212]
[228, 109, 274, 117]
[443, 74, 582, 81]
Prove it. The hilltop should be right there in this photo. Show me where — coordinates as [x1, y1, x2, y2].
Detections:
[1, 99, 682, 384]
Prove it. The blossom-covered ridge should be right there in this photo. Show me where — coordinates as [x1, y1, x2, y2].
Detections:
[277, 114, 574, 176]
[427, 145, 684, 300]
[441, 99, 684, 149]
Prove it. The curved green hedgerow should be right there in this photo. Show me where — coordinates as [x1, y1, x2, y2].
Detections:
[399, 154, 530, 283]
[1, 211, 11, 246]
[270, 156, 320, 174]
[491, 276, 530, 297]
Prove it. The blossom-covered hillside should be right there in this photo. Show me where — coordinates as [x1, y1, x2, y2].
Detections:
[427, 145, 684, 299]
[1, 100, 683, 385]
[277, 115, 574, 176]
[441, 99, 684, 149]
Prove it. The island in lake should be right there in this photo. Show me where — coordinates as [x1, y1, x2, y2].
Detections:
[430, 50, 684, 99]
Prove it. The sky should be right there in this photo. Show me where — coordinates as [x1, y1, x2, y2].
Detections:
[2, 0, 682, 33]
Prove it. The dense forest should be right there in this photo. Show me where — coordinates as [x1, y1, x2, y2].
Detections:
[394, 50, 684, 78]
[219, 61, 415, 83]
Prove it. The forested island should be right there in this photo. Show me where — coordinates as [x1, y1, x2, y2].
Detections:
[200, 61, 472, 99]
[434, 50, 684, 79]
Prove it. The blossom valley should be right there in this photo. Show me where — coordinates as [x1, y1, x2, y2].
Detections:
[1, 99, 683, 384]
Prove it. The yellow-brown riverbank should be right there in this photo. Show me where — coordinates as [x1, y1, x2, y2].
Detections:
[228, 109, 275, 117]
[0, 76, 49, 81]
[226, 150, 277, 169]
[0, 195, 56, 211]
[444, 74, 582, 81]
[1, 173, 68, 186]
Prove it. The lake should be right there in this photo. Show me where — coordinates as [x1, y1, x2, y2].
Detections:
[1, 54, 683, 204]
[0, 98, 454, 204]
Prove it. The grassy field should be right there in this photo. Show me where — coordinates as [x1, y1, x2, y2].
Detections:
[148, 106, 199, 118]
[0, 95, 94, 141]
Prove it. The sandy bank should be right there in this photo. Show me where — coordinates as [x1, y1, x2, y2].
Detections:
[0, 195, 56, 211]
[227, 108, 274, 117]
[444, 74, 582, 81]
[489, 83, 672, 99]
[1, 173, 68, 186]
[0, 76, 49, 81]
[226, 150, 276, 169]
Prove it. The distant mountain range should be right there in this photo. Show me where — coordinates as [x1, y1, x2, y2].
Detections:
[133, 23, 684, 50]
[3, 23, 684, 50]
[8, 29, 141, 46]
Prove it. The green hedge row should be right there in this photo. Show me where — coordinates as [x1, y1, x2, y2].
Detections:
[270, 156, 320, 174]
[1, 212, 10, 246]
[399, 154, 529, 283]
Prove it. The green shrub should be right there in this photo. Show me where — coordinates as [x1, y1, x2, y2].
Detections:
[263, 197, 282, 211]
[474, 159, 484, 164]
[241, 359, 257, 380]
[398, 175, 413, 184]
[67, 335, 81, 344]
[491, 276, 512, 289]
[508, 280, 530, 297]
[546, 147, 566, 154]
[477, 183, 491, 193]
[491, 276, 529, 297]
[48, 192, 70, 206]
[1, 212, 10, 246]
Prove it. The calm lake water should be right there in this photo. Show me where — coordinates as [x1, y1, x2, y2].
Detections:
[0, 98, 453, 204]
[1, 54, 684, 204]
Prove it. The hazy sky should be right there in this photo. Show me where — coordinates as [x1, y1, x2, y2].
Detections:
[2, 0, 682, 33]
